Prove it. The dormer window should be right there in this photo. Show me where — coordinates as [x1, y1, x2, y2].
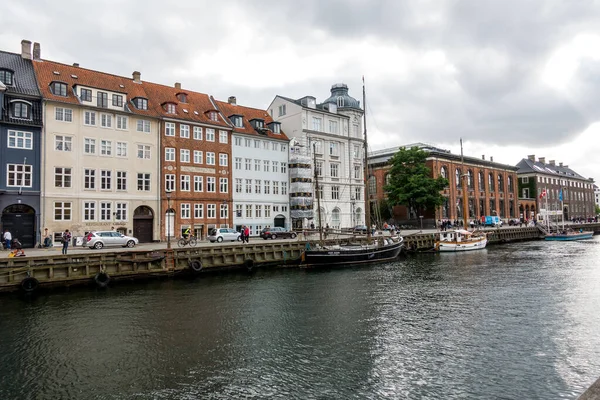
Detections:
[176, 93, 187, 103]
[251, 119, 264, 130]
[97, 91, 108, 108]
[209, 111, 218, 121]
[230, 115, 243, 128]
[0, 69, 14, 85]
[164, 103, 176, 114]
[133, 97, 148, 110]
[112, 94, 123, 107]
[272, 123, 280, 134]
[337, 96, 344, 107]
[80, 88, 92, 102]
[10, 101, 31, 119]
[50, 82, 68, 97]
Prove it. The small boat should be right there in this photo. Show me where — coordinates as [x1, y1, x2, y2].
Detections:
[544, 229, 593, 241]
[436, 229, 487, 252]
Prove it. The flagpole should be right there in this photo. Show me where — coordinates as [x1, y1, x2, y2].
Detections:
[560, 188, 564, 230]
[545, 186, 549, 231]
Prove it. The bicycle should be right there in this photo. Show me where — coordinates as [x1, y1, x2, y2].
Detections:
[177, 235, 198, 247]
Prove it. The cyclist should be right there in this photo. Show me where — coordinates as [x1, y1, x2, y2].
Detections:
[183, 227, 191, 241]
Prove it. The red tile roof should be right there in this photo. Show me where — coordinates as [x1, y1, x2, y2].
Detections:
[214, 99, 289, 141]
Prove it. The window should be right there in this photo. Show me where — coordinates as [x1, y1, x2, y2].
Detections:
[281, 163, 287, 174]
[264, 180, 270, 194]
[11, 102, 31, 119]
[101, 140, 112, 156]
[112, 94, 123, 107]
[313, 140, 323, 154]
[84, 110, 96, 126]
[54, 201, 72, 221]
[194, 176, 203, 192]
[116, 171, 127, 190]
[116, 115, 128, 130]
[97, 91, 108, 108]
[165, 174, 175, 192]
[245, 138, 251, 147]
[440, 166, 448, 179]
[80, 88, 92, 102]
[331, 185, 340, 200]
[312, 117, 322, 131]
[54, 167, 72, 188]
[255, 179, 262, 194]
[478, 172, 484, 191]
[263, 160, 270, 172]
[498, 174, 504, 192]
[0, 69, 14, 85]
[138, 144, 151, 159]
[8, 130, 33, 149]
[467, 170, 474, 189]
[256, 205, 262, 218]
[220, 178, 228, 193]
[55, 107, 73, 122]
[84, 169, 96, 189]
[281, 144, 287, 152]
[245, 204, 252, 218]
[219, 130, 228, 143]
[165, 122, 175, 136]
[455, 168, 461, 186]
[330, 163, 339, 178]
[101, 170, 112, 190]
[329, 120, 338, 134]
[354, 186, 362, 200]
[165, 103, 176, 114]
[329, 142, 339, 156]
[100, 202, 112, 221]
[254, 140, 260, 148]
[136, 120, 151, 133]
[180, 149, 190, 163]
[194, 204, 204, 218]
[55, 135, 72, 152]
[272, 142, 279, 151]
[207, 204, 216, 218]
[354, 164, 361, 179]
[83, 201, 96, 221]
[245, 179, 252, 194]
[235, 157, 242, 170]
[508, 176, 514, 192]
[181, 204, 191, 219]
[255, 160, 261, 171]
[137, 173, 151, 191]
[180, 175, 191, 191]
[133, 97, 148, 110]
[193, 126, 202, 140]
[272, 161, 279, 173]
[245, 158, 251, 170]
[232, 116, 243, 127]
[177, 93, 187, 103]
[161, 148, 174, 162]
[368, 176, 376, 196]
[51, 82, 68, 96]
[209, 111, 218, 121]
[100, 113, 112, 128]
[206, 128, 215, 141]
[489, 173, 495, 192]
[273, 181, 279, 195]
[278, 104, 286, 116]
[522, 177, 529, 184]
[219, 153, 228, 166]
[317, 161, 324, 176]
[235, 178, 242, 193]
[180, 124, 190, 138]
[207, 177, 216, 192]
[194, 150, 203, 164]
[206, 152, 215, 165]
[115, 203, 127, 221]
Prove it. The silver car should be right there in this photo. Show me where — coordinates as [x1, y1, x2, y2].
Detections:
[85, 231, 139, 249]
[208, 228, 241, 243]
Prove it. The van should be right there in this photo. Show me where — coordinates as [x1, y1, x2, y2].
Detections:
[483, 216, 503, 227]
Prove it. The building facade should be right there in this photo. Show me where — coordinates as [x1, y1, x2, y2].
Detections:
[215, 97, 290, 235]
[0, 41, 43, 247]
[268, 83, 365, 229]
[516, 155, 595, 222]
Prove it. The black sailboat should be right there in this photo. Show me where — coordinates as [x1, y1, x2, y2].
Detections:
[302, 79, 403, 267]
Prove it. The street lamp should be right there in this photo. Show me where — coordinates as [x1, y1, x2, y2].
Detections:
[419, 215, 424, 231]
[166, 190, 172, 249]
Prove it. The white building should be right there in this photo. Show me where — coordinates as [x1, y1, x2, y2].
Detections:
[268, 84, 365, 229]
[216, 97, 290, 235]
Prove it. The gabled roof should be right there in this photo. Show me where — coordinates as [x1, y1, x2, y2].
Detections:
[214, 99, 289, 141]
[0, 50, 41, 97]
[516, 158, 590, 181]
[273, 94, 354, 117]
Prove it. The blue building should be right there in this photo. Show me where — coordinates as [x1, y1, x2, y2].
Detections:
[0, 41, 43, 248]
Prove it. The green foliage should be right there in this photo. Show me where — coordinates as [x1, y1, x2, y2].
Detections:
[595, 204, 600, 215]
[383, 146, 448, 216]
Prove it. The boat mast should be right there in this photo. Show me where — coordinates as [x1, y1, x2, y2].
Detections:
[313, 142, 323, 244]
[362, 77, 371, 241]
[460, 139, 469, 229]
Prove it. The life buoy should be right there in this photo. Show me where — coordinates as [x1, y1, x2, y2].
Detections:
[94, 271, 110, 288]
[243, 258, 254, 272]
[21, 277, 39, 293]
[189, 260, 203, 272]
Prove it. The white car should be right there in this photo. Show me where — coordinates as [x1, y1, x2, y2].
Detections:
[85, 231, 139, 249]
[208, 228, 241, 243]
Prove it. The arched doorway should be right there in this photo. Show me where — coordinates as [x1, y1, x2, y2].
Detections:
[1, 204, 36, 248]
[274, 214, 286, 228]
[133, 206, 154, 243]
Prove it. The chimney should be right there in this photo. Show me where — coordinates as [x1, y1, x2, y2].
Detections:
[482, 155, 485, 160]
[174, 82, 181, 89]
[21, 40, 32, 59]
[559, 162, 563, 167]
[132, 71, 141, 83]
[32, 42, 41, 60]
[73, 63, 79, 67]
[539, 157, 545, 164]
[549, 160, 555, 166]
[490, 156, 494, 162]
[528, 154, 535, 161]
[228, 96, 237, 105]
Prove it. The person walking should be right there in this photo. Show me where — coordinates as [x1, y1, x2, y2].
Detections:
[244, 225, 250, 243]
[61, 229, 72, 255]
[3, 229, 12, 250]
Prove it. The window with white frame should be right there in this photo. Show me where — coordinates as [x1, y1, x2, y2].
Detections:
[263, 141, 269, 150]
[181, 203, 190, 219]
[354, 164, 361, 179]
[97, 91, 108, 108]
[235, 178, 242, 193]
[354, 186, 362, 201]
[165, 147, 175, 161]
[220, 203, 228, 219]
[207, 204, 216, 218]
[245, 204, 252, 218]
[329, 120, 338, 134]
[313, 140, 323, 154]
[282, 182, 287, 195]
[255, 205, 262, 218]
[180, 175, 190, 191]
[236, 204, 242, 218]
[137, 173, 150, 191]
[54, 201, 72, 221]
[84, 110, 96, 126]
[100, 113, 112, 128]
[207, 176, 216, 192]
[254, 140, 260, 148]
[234, 137, 242, 146]
[180, 124, 190, 138]
[330, 163, 339, 178]
[194, 204, 204, 218]
[83, 201, 96, 221]
[55, 135, 72, 152]
[206, 128, 215, 141]
[245, 179, 252, 194]
[116, 115, 128, 130]
[272, 142, 278, 151]
[315, 161, 323, 177]
[194, 150, 203, 164]
[206, 152, 215, 165]
[180, 149, 190, 163]
[194, 176, 203, 192]
[278, 104, 286, 116]
[219, 153, 228, 166]
[136, 120, 151, 133]
[84, 169, 96, 189]
[100, 140, 112, 156]
[272, 161, 279, 173]
[245, 138, 251, 147]
[54, 167, 72, 188]
[193, 126, 202, 140]
[331, 185, 340, 200]
[115, 202, 127, 221]
[245, 158, 251, 170]
[264, 180, 270, 194]
[255, 179, 262, 194]
[329, 142, 339, 156]
[8, 130, 33, 149]
[100, 202, 112, 221]
[281, 144, 287, 152]
[116, 171, 127, 190]
[165, 174, 175, 192]
[220, 178, 228, 193]
[263, 160, 270, 172]
[219, 130, 228, 143]
[165, 122, 175, 136]
[235, 157, 242, 170]
[265, 205, 271, 218]
[312, 117, 322, 131]
[9, 101, 29, 119]
[281, 163, 287, 174]
[55, 107, 73, 122]
[254, 159, 260, 171]
[100, 170, 112, 190]
[353, 145, 361, 159]
[116, 142, 127, 157]
[84, 138, 96, 154]
[273, 181, 279, 195]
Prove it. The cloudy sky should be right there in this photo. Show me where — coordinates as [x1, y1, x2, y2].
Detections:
[4, 0, 600, 180]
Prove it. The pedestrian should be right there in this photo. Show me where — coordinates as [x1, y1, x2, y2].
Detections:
[240, 225, 246, 243]
[3, 229, 12, 250]
[61, 229, 72, 255]
[244, 225, 250, 243]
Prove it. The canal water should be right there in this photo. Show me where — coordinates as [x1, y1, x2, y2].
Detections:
[1, 238, 599, 400]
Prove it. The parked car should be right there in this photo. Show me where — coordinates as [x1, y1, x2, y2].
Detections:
[260, 227, 297, 240]
[208, 228, 241, 243]
[85, 231, 139, 249]
[353, 225, 368, 234]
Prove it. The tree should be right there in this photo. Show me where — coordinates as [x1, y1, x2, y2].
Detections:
[383, 146, 448, 218]
[595, 204, 600, 216]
